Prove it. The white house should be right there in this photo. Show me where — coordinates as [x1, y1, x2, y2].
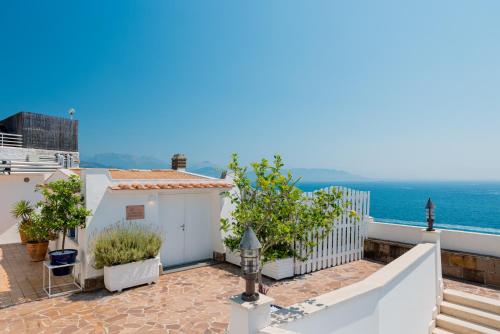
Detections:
[48, 155, 232, 289]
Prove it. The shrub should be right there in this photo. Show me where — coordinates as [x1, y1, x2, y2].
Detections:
[21, 215, 50, 243]
[91, 223, 162, 269]
[222, 153, 354, 292]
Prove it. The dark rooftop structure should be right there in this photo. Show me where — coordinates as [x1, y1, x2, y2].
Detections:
[0, 112, 78, 152]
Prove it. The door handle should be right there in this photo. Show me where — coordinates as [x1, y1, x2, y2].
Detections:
[180, 224, 185, 231]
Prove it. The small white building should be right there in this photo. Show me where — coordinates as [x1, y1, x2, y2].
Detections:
[48, 155, 232, 289]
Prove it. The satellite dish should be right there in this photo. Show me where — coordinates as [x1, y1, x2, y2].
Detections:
[68, 108, 76, 120]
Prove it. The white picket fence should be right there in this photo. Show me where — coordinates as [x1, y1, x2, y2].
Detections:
[294, 186, 370, 275]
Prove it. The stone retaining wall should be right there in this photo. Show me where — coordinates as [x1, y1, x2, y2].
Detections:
[364, 238, 500, 288]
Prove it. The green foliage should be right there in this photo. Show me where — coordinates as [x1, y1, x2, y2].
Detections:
[12, 200, 51, 243]
[221, 153, 354, 268]
[21, 214, 50, 243]
[37, 175, 92, 250]
[11, 200, 35, 230]
[90, 223, 163, 269]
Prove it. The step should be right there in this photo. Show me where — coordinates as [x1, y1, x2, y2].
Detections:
[436, 314, 498, 334]
[433, 328, 457, 334]
[8, 161, 59, 166]
[10, 167, 59, 170]
[4, 165, 59, 170]
[2, 171, 55, 175]
[6, 159, 58, 163]
[444, 289, 500, 315]
[8, 168, 58, 173]
[441, 301, 500, 330]
[10, 165, 59, 169]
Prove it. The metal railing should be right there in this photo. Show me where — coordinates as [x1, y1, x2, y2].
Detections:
[0, 132, 23, 148]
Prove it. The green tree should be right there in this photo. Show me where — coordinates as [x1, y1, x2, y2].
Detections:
[37, 175, 92, 250]
[221, 154, 354, 291]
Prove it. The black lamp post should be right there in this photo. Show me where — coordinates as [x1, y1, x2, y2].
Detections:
[425, 198, 435, 231]
[239, 226, 261, 302]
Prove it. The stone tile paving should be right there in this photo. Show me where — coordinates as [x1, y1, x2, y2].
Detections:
[0, 260, 383, 333]
[0, 253, 498, 334]
[0, 243, 73, 308]
[444, 277, 500, 300]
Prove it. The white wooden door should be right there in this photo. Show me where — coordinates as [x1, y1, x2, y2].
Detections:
[184, 195, 212, 263]
[159, 195, 186, 266]
[159, 194, 213, 267]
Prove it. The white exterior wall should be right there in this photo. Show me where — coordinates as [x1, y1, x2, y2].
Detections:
[212, 191, 227, 254]
[82, 191, 155, 281]
[219, 172, 236, 252]
[0, 173, 48, 244]
[368, 220, 500, 258]
[265, 243, 438, 334]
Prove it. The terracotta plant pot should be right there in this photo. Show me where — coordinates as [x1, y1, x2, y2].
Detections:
[26, 241, 49, 262]
[19, 230, 28, 244]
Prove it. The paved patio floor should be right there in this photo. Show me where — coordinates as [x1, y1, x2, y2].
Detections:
[443, 277, 500, 300]
[0, 259, 384, 333]
[0, 244, 74, 308]
[0, 244, 498, 334]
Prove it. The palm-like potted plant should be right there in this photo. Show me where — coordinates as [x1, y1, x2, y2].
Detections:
[37, 175, 91, 276]
[11, 200, 35, 244]
[22, 214, 50, 261]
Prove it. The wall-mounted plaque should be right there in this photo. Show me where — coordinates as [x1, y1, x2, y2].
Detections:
[126, 205, 145, 220]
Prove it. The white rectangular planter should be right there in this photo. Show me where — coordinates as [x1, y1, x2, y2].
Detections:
[226, 251, 294, 280]
[104, 257, 160, 292]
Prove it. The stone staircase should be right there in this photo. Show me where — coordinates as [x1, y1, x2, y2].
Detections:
[433, 289, 500, 334]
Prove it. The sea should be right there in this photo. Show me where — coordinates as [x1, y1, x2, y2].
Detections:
[297, 181, 500, 235]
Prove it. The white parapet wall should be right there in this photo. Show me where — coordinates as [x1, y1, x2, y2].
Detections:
[368, 220, 500, 258]
[259, 242, 439, 334]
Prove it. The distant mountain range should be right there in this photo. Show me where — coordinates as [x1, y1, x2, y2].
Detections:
[80, 153, 170, 170]
[80, 153, 225, 178]
[284, 168, 367, 183]
[80, 153, 366, 182]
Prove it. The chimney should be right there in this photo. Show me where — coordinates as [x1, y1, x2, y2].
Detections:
[171, 153, 187, 171]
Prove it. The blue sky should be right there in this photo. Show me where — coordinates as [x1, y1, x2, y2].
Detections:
[1, 1, 499, 180]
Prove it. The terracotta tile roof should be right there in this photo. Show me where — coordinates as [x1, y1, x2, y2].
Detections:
[68, 168, 82, 176]
[108, 169, 205, 180]
[109, 182, 232, 191]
